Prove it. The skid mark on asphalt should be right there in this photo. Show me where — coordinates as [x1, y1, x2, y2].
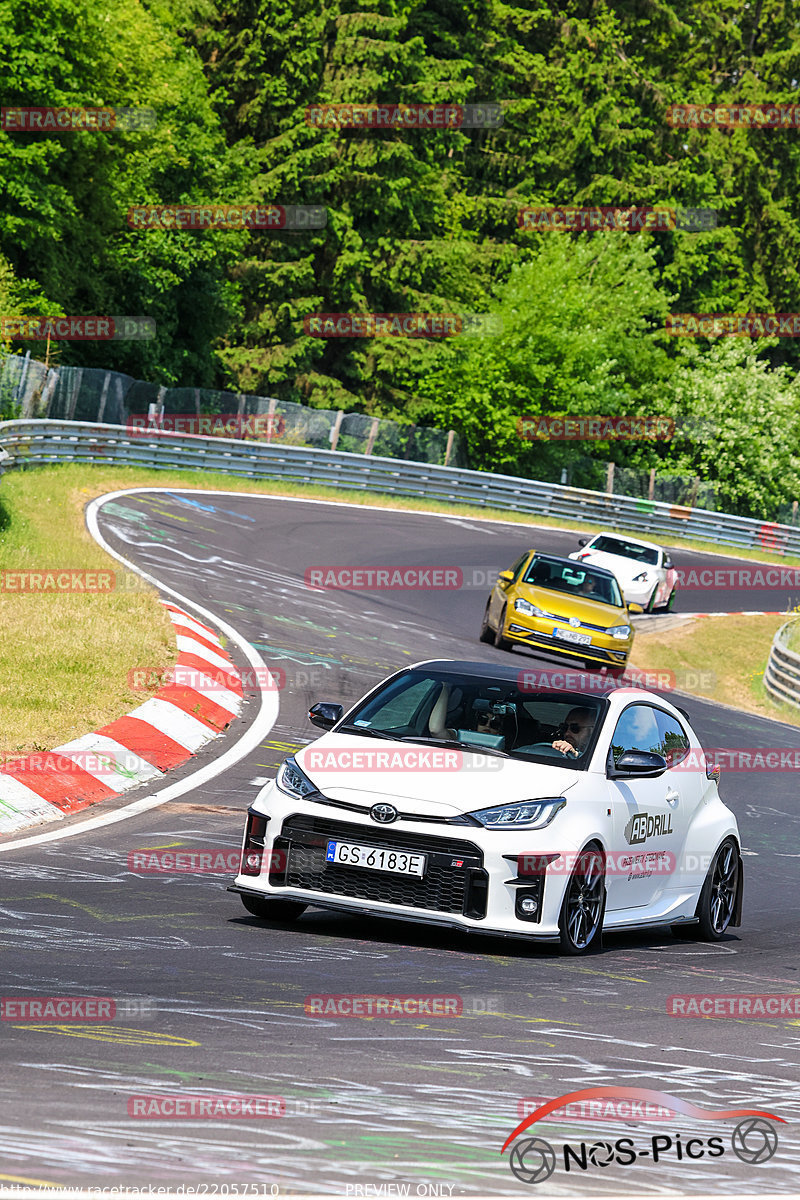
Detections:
[8, 1025, 200, 1046]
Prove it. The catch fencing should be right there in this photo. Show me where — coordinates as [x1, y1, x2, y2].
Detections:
[0, 353, 462, 467]
[0, 418, 798, 559]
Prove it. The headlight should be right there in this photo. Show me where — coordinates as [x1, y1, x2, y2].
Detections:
[276, 755, 318, 799]
[607, 624, 632, 640]
[469, 798, 566, 829]
[632, 571, 649, 583]
[515, 598, 552, 619]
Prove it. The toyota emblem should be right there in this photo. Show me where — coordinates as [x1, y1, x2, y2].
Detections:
[370, 803, 398, 824]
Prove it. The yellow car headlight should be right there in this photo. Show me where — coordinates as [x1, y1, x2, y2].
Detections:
[514, 598, 553, 619]
[607, 623, 632, 640]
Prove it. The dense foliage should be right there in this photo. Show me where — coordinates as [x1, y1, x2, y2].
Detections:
[2, 0, 800, 515]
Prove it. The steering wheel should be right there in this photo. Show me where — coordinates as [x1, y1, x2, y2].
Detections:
[516, 741, 578, 759]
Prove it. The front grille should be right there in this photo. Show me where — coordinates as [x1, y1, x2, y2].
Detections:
[515, 631, 619, 662]
[549, 612, 609, 634]
[275, 814, 487, 918]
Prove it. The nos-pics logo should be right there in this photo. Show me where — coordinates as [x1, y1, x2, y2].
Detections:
[502, 1087, 782, 1183]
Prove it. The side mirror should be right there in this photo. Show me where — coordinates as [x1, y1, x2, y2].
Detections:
[628, 602, 644, 614]
[578, 537, 589, 547]
[308, 702, 344, 730]
[497, 570, 514, 584]
[664, 557, 673, 569]
[610, 749, 668, 778]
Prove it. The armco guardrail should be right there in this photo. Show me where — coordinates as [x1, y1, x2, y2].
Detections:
[764, 621, 800, 709]
[1, 418, 799, 557]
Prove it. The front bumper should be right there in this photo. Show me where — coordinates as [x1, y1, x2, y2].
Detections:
[506, 617, 630, 665]
[231, 785, 574, 940]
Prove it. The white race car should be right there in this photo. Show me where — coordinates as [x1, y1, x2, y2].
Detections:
[569, 532, 678, 612]
[230, 660, 742, 955]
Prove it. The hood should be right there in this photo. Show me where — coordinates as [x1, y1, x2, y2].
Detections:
[571, 550, 650, 585]
[516, 581, 625, 624]
[296, 733, 581, 819]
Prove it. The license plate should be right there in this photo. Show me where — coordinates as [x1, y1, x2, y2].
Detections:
[553, 626, 591, 646]
[325, 840, 426, 877]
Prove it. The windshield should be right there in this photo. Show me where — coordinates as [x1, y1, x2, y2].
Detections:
[591, 536, 659, 566]
[341, 669, 607, 767]
[522, 556, 624, 607]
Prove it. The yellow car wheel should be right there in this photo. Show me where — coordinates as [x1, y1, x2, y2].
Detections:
[479, 600, 494, 643]
[493, 603, 512, 651]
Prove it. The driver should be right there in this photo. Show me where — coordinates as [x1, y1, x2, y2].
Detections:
[552, 706, 594, 757]
[476, 708, 503, 736]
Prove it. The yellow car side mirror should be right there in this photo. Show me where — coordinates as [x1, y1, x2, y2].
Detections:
[628, 602, 644, 614]
[497, 570, 515, 584]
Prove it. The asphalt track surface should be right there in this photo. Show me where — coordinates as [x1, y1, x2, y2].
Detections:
[2, 489, 800, 1195]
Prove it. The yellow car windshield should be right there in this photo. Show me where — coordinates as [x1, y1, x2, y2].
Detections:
[522, 556, 624, 608]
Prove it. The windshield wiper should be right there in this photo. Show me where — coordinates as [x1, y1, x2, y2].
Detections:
[335, 724, 398, 741]
[400, 735, 510, 759]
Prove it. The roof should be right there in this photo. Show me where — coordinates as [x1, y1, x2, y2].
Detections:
[587, 531, 664, 554]
[409, 658, 625, 698]
[532, 551, 619, 580]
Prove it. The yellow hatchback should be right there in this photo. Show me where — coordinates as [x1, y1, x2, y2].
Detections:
[479, 550, 641, 674]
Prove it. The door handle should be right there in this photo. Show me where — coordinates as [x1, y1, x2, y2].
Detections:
[665, 789, 680, 807]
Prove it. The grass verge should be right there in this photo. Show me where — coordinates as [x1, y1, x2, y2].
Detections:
[1, 462, 800, 754]
[631, 614, 800, 727]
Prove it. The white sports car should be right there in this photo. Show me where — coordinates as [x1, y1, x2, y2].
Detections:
[569, 531, 678, 612]
[230, 661, 742, 954]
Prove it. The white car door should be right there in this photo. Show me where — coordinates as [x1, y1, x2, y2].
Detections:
[604, 703, 691, 912]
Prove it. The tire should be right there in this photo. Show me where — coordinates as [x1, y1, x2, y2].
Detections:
[645, 586, 658, 613]
[662, 588, 676, 613]
[558, 845, 606, 954]
[479, 600, 494, 643]
[695, 837, 740, 940]
[493, 603, 513, 651]
[240, 893, 308, 922]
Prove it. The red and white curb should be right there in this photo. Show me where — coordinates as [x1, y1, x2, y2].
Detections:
[0, 601, 243, 836]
